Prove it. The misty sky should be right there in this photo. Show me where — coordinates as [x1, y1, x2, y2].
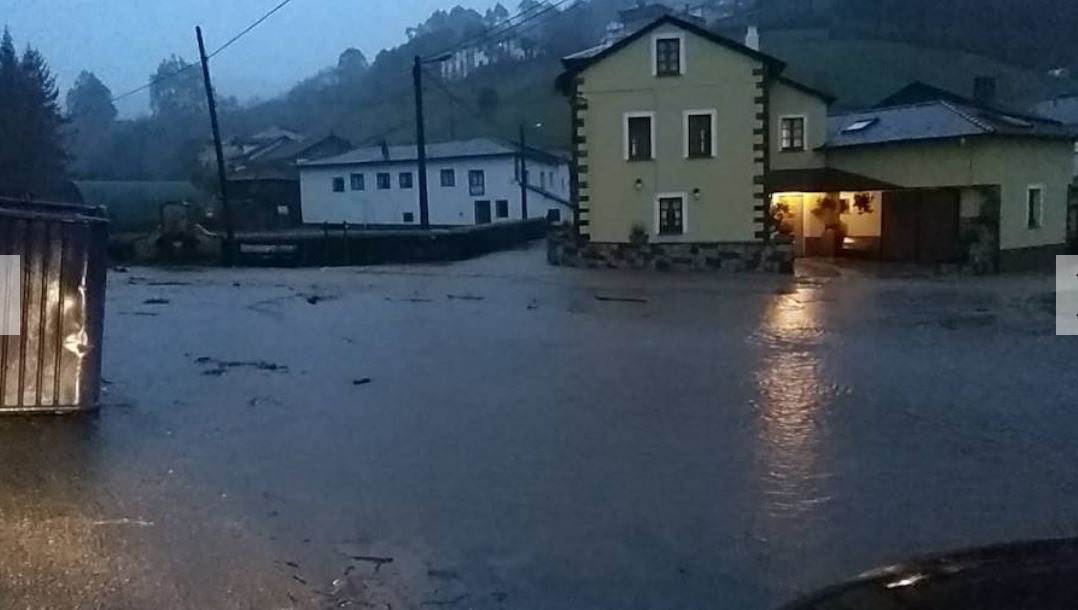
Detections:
[0, 0, 499, 116]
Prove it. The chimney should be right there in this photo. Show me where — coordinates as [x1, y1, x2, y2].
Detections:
[745, 25, 760, 51]
[973, 76, 997, 105]
[380, 140, 390, 160]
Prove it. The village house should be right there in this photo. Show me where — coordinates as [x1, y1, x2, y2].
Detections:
[227, 133, 353, 230]
[552, 15, 1077, 273]
[298, 138, 572, 227]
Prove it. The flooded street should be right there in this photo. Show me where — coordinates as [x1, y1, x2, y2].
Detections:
[2, 243, 1076, 609]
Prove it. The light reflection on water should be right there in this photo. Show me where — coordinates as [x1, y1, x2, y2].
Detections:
[753, 288, 833, 520]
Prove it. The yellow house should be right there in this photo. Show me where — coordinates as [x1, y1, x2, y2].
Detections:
[552, 15, 828, 272]
[551, 15, 1077, 273]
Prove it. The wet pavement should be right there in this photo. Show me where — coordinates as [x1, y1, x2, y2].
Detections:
[2, 242, 1076, 609]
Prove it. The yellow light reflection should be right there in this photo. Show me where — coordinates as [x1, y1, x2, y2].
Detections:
[753, 287, 829, 519]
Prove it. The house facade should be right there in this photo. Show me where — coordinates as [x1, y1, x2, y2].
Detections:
[554, 16, 824, 271]
[553, 15, 1077, 273]
[299, 139, 572, 227]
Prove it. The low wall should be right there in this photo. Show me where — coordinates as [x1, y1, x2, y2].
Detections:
[547, 229, 794, 273]
[233, 219, 549, 267]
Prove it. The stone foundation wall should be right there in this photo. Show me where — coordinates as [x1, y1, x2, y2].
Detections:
[547, 230, 793, 273]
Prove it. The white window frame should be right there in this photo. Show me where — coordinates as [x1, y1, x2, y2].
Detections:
[652, 33, 686, 77]
[654, 192, 688, 237]
[683, 109, 717, 159]
[1027, 184, 1045, 230]
[779, 114, 808, 152]
[623, 111, 656, 161]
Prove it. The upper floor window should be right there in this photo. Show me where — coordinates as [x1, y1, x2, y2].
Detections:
[780, 116, 806, 152]
[399, 172, 414, 189]
[654, 36, 683, 77]
[440, 168, 456, 187]
[469, 170, 486, 196]
[332, 177, 345, 192]
[1027, 185, 1044, 229]
[685, 110, 716, 158]
[377, 172, 391, 190]
[350, 173, 365, 191]
[625, 113, 654, 162]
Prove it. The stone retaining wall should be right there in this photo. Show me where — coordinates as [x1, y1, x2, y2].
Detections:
[547, 230, 793, 273]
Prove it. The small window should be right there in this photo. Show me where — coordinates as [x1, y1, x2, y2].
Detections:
[547, 209, 561, 223]
[403, 212, 415, 223]
[377, 173, 391, 190]
[626, 114, 653, 161]
[842, 118, 877, 133]
[350, 173, 365, 191]
[468, 170, 485, 196]
[780, 116, 806, 152]
[686, 111, 715, 158]
[1027, 186, 1044, 229]
[332, 177, 345, 192]
[496, 200, 509, 218]
[657, 196, 684, 236]
[399, 172, 413, 189]
[655, 37, 682, 77]
[440, 169, 455, 187]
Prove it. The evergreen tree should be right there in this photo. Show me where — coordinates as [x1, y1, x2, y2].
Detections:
[0, 29, 68, 198]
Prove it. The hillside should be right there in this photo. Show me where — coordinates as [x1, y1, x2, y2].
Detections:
[763, 29, 1078, 111]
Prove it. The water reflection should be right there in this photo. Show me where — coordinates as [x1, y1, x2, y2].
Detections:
[753, 287, 831, 520]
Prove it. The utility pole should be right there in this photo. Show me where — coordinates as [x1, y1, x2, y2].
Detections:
[518, 123, 529, 220]
[196, 26, 236, 264]
[412, 55, 431, 229]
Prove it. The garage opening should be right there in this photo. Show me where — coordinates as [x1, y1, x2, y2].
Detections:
[880, 189, 962, 264]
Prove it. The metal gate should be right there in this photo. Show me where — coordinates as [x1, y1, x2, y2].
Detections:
[0, 198, 108, 413]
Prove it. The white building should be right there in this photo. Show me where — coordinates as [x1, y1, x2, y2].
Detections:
[440, 38, 528, 81]
[299, 138, 573, 226]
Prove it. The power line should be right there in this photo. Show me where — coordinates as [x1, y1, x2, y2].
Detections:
[110, 0, 299, 104]
[427, 0, 576, 61]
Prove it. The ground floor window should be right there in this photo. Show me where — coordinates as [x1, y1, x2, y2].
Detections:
[496, 200, 509, 218]
[657, 195, 685, 236]
[1027, 185, 1044, 229]
[403, 212, 415, 223]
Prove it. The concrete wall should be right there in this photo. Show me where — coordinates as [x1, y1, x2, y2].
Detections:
[768, 81, 828, 171]
[301, 155, 570, 226]
[828, 138, 1073, 251]
[574, 23, 766, 244]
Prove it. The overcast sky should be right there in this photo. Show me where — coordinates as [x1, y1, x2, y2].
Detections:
[0, 0, 497, 116]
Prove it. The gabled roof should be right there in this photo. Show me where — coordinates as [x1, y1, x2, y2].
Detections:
[560, 14, 786, 78]
[248, 134, 352, 164]
[826, 100, 1077, 149]
[298, 138, 566, 168]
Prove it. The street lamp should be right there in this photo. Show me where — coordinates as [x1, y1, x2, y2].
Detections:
[518, 121, 544, 220]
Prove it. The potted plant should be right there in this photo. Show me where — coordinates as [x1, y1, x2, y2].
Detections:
[811, 196, 848, 257]
[629, 222, 649, 246]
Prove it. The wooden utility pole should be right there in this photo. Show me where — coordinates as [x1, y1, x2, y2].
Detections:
[412, 55, 431, 229]
[518, 123, 529, 220]
[197, 26, 236, 264]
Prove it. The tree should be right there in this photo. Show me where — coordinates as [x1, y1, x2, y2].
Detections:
[477, 87, 500, 114]
[65, 71, 117, 176]
[149, 55, 205, 119]
[0, 29, 68, 198]
[66, 71, 116, 125]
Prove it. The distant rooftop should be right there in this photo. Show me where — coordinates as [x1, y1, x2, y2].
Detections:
[299, 138, 565, 167]
[827, 100, 1077, 149]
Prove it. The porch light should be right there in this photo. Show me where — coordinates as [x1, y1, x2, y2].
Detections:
[634, 178, 643, 191]
[693, 188, 701, 201]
